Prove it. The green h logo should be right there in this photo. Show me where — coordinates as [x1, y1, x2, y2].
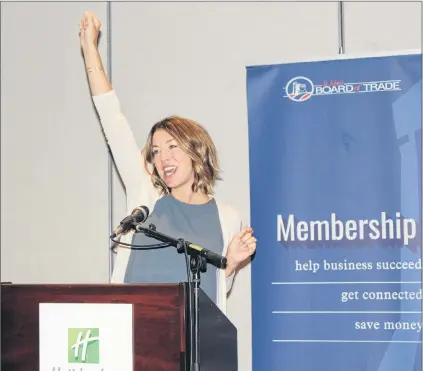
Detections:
[68, 328, 100, 364]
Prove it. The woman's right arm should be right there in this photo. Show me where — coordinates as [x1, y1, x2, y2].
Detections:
[80, 12, 148, 204]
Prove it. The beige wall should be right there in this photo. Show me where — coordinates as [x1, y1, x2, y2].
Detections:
[1, 2, 421, 371]
[1, 1, 111, 283]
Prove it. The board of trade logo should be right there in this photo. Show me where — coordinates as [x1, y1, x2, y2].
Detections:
[285, 76, 314, 102]
[68, 328, 100, 364]
[284, 76, 402, 102]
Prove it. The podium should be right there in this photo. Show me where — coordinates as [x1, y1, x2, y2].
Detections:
[1, 282, 237, 371]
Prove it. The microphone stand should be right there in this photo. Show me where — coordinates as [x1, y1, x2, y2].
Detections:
[135, 223, 226, 371]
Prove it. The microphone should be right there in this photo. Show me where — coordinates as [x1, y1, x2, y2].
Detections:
[110, 206, 149, 238]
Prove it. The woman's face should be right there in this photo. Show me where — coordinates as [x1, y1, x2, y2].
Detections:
[152, 129, 194, 191]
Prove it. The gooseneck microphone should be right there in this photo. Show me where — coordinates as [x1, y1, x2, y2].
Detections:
[110, 206, 149, 238]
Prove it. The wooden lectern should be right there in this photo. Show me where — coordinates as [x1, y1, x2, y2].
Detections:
[1, 283, 237, 371]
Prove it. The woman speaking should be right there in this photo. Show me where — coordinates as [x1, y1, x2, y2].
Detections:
[79, 11, 256, 312]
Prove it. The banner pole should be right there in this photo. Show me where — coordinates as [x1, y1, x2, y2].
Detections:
[338, 1, 345, 54]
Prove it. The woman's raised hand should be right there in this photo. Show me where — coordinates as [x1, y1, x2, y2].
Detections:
[79, 11, 101, 51]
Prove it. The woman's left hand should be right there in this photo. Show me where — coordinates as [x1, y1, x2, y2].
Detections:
[226, 226, 257, 273]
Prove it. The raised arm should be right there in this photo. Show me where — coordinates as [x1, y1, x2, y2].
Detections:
[79, 12, 153, 206]
[79, 12, 111, 96]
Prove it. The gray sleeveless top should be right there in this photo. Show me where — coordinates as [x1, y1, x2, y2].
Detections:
[124, 195, 224, 303]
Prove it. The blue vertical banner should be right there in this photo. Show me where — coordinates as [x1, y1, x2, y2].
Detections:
[247, 53, 422, 371]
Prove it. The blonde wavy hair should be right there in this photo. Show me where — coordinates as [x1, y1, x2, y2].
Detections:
[142, 116, 222, 196]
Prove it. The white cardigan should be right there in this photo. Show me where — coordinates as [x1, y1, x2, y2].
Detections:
[92, 90, 242, 313]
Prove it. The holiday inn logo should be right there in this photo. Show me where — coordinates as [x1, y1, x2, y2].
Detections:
[68, 328, 100, 364]
[40, 303, 132, 371]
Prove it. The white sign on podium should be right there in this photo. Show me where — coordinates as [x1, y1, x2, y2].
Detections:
[39, 303, 133, 371]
